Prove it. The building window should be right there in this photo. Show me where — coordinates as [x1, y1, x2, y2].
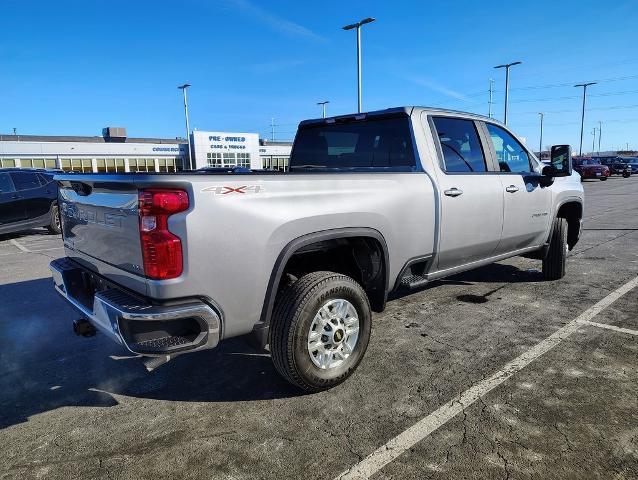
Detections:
[0, 158, 17, 168]
[64, 158, 92, 172]
[222, 153, 236, 168]
[96, 158, 107, 173]
[237, 153, 251, 168]
[128, 158, 156, 172]
[207, 152, 222, 167]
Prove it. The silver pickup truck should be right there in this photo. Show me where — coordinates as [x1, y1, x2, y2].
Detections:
[50, 107, 584, 392]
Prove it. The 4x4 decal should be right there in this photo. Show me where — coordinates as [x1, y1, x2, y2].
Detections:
[201, 185, 264, 195]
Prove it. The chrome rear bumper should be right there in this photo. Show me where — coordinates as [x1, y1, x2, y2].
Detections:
[50, 258, 221, 358]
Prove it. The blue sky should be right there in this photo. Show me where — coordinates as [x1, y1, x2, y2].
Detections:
[1, 0, 637, 152]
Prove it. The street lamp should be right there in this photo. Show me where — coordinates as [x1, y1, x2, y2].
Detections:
[342, 17, 375, 113]
[177, 83, 193, 170]
[317, 100, 330, 118]
[538, 112, 544, 159]
[574, 82, 596, 156]
[494, 61, 522, 125]
[598, 121, 602, 154]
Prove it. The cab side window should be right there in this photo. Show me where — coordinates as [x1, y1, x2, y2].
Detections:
[486, 123, 532, 173]
[432, 117, 487, 173]
[0, 173, 16, 193]
[10, 171, 40, 191]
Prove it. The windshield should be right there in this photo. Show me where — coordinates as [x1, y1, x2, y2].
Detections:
[290, 117, 416, 170]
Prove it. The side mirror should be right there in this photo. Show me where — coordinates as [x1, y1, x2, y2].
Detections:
[548, 144, 572, 177]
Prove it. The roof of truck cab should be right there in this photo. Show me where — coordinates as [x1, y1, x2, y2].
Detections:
[299, 106, 504, 127]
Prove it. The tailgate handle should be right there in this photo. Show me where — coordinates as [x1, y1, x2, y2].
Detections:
[71, 182, 92, 196]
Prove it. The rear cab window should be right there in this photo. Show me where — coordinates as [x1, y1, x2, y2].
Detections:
[290, 115, 416, 171]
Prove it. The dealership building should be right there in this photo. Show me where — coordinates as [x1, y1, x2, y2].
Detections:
[0, 128, 292, 173]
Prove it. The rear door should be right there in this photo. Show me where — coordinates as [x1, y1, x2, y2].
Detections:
[482, 122, 552, 253]
[0, 172, 26, 224]
[9, 171, 48, 220]
[430, 116, 504, 271]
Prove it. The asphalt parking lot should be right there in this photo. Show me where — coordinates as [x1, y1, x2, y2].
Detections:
[1, 177, 637, 480]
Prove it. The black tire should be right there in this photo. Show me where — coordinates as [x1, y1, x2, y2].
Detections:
[542, 217, 568, 280]
[47, 203, 61, 234]
[600, 177, 608, 181]
[270, 271, 372, 392]
[623, 171, 631, 178]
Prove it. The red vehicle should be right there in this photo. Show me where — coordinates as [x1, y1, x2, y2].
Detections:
[572, 158, 610, 181]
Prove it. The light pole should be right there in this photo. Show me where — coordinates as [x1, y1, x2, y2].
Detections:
[488, 78, 494, 118]
[317, 100, 330, 118]
[592, 128, 596, 154]
[494, 61, 522, 125]
[177, 83, 192, 170]
[342, 17, 375, 113]
[598, 121, 602, 154]
[574, 82, 596, 156]
[538, 112, 544, 159]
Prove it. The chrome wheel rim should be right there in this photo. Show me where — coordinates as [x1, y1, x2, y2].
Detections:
[307, 299, 359, 370]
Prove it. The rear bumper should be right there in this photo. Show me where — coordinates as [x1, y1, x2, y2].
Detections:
[50, 258, 221, 357]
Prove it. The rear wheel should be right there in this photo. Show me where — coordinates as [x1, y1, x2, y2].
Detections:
[542, 217, 568, 280]
[600, 177, 608, 181]
[47, 203, 61, 234]
[270, 271, 372, 392]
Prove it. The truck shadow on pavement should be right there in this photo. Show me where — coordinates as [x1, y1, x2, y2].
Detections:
[0, 279, 299, 430]
[0, 261, 540, 430]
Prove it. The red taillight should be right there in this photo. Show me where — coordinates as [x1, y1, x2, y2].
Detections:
[138, 189, 189, 280]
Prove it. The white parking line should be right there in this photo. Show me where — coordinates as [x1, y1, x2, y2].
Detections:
[577, 319, 638, 336]
[335, 275, 638, 480]
[9, 239, 30, 253]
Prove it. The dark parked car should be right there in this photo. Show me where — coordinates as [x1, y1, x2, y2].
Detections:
[598, 157, 631, 177]
[0, 169, 61, 235]
[572, 158, 610, 181]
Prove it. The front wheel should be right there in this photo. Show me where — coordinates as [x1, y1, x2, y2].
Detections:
[270, 271, 372, 392]
[542, 217, 568, 280]
[47, 203, 61, 234]
[600, 177, 608, 181]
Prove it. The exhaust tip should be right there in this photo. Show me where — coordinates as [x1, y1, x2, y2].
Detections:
[73, 318, 96, 337]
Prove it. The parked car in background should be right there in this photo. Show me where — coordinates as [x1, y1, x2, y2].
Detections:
[598, 157, 631, 177]
[572, 158, 610, 181]
[619, 157, 638, 176]
[0, 169, 61, 235]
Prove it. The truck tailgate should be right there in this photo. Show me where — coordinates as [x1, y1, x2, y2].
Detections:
[58, 179, 144, 276]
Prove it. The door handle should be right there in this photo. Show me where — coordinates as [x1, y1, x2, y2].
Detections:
[11, 194, 21, 199]
[505, 185, 519, 193]
[444, 188, 463, 197]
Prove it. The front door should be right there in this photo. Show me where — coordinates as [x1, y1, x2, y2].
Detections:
[483, 122, 552, 253]
[431, 116, 504, 271]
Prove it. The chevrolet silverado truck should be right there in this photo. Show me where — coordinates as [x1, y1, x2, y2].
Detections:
[50, 107, 584, 392]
